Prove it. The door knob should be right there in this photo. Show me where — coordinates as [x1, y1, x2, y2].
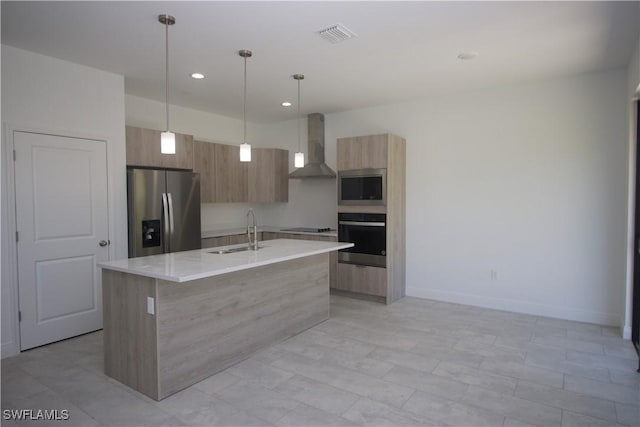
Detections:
[99, 240, 110, 247]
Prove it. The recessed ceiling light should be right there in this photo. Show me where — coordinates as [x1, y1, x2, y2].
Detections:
[191, 72, 205, 79]
[457, 52, 479, 60]
[281, 101, 292, 107]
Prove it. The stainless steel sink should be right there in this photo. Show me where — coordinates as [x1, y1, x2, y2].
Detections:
[208, 246, 266, 254]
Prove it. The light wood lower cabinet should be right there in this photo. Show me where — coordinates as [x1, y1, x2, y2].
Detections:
[202, 236, 230, 248]
[335, 263, 386, 297]
[262, 232, 337, 289]
[103, 254, 329, 400]
[201, 233, 260, 248]
[228, 233, 252, 245]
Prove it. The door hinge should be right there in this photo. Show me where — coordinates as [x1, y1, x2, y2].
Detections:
[18, 311, 21, 322]
[15, 231, 19, 242]
[13, 150, 16, 161]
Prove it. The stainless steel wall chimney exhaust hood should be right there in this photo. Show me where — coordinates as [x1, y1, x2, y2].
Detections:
[289, 113, 336, 179]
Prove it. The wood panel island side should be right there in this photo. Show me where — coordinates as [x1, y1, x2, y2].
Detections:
[98, 239, 353, 400]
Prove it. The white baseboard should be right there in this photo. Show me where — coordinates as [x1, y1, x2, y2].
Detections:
[1, 341, 19, 359]
[406, 287, 620, 327]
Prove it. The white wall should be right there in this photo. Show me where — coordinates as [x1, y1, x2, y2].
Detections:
[321, 69, 627, 326]
[1, 45, 126, 357]
[624, 36, 640, 338]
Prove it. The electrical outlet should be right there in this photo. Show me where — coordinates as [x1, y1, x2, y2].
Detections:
[490, 270, 498, 280]
[147, 297, 155, 315]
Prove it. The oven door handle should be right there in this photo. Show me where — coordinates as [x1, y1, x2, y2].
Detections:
[339, 221, 386, 227]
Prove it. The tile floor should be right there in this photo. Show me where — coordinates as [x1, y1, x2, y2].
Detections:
[2, 295, 639, 426]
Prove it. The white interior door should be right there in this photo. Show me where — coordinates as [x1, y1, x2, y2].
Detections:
[14, 131, 109, 350]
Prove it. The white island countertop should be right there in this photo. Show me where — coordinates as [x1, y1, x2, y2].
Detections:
[98, 239, 353, 283]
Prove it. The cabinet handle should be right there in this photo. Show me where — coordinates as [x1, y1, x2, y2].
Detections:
[339, 221, 386, 227]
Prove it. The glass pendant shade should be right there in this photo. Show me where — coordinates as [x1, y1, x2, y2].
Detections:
[161, 131, 176, 154]
[240, 142, 251, 162]
[294, 151, 304, 168]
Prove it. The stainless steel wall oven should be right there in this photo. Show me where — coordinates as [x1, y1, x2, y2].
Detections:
[338, 213, 386, 268]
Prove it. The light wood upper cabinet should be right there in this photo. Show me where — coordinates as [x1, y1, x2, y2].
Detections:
[214, 143, 248, 203]
[206, 144, 288, 203]
[126, 126, 194, 170]
[193, 140, 215, 202]
[248, 148, 288, 203]
[337, 134, 388, 171]
[128, 126, 289, 204]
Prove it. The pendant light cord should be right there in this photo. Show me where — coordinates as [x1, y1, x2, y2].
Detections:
[297, 78, 301, 152]
[165, 18, 170, 132]
[243, 56, 247, 144]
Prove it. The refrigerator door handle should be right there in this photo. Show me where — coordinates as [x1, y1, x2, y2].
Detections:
[162, 192, 169, 251]
[168, 193, 175, 236]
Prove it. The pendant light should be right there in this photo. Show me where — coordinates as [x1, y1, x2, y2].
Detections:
[239, 50, 252, 162]
[159, 14, 176, 154]
[293, 74, 305, 168]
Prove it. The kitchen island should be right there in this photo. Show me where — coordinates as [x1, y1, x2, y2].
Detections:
[98, 239, 353, 400]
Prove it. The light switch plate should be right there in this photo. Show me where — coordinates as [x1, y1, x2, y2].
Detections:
[147, 297, 155, 315]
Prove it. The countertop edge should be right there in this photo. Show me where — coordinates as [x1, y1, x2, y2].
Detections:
[98, 240, 353, 283]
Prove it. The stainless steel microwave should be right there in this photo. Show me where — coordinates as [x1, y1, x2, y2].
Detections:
[338, 168, 386, 206]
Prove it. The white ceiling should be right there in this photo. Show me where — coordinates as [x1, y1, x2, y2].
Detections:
[2, 1, 639, 123]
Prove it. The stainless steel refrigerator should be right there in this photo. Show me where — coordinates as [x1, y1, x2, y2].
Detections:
[127, 168, 201, 257]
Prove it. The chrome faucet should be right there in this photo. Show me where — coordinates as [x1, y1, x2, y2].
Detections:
[246, 208, 259, 250]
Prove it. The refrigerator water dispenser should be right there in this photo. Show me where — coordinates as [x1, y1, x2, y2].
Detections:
[142, 219, 161, 248]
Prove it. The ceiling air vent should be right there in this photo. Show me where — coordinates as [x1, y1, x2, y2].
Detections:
[317, 24, 356, 44]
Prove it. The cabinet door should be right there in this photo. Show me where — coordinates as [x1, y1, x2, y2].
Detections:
[337, 137, 363, 171]
[261, 231, 280, 241]
[335, 263, 386, 297]
[337, 134, 388, 171]
[248, 149, 289, 203]
[261, 232, 337, 288]
[193, 141, 215, 202]
[227, 233, 250, 245]
[214, 144, 248, 203]
[126, 126, 194, 170]
[201, 236, 230, 248]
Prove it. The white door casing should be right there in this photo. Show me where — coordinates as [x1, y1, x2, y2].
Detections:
[14, 131, 109, 350]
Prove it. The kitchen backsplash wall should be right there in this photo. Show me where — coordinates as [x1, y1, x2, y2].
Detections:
[199, 179, 336, 231]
